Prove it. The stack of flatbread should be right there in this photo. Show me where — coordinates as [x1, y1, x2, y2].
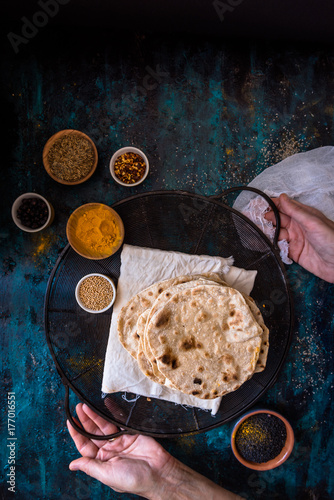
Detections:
[117, 273, 269, 400]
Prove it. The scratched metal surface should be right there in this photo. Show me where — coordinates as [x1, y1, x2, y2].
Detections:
[1, 25, 334, 500]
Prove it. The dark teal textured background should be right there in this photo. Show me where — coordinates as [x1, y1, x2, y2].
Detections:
[1, 25, 334, 500]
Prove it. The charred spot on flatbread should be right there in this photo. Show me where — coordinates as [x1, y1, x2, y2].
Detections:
[180, 335, 196, 350]
[228, 310, 244, 328]
[154, 311, 170, 328]
[221, 354, 234, 364]
[159, 352, 171, 364]
[172, 359, 179, 369]
[158, 351, 179, 369]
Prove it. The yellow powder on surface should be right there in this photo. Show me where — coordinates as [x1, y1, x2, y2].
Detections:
[32, 233, 60, 264]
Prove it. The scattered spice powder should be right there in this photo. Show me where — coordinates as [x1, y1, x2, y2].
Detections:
[114, 152, 146, 184]
[79, 275, 114, 311]
[235, 413, 287, 463]
[47, 134, 95, 182]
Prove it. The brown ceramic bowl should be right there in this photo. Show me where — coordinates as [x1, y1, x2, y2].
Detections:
[66, 203, 124, 260]
[43, 129, 98, 185]
[231, 409, 294, 471]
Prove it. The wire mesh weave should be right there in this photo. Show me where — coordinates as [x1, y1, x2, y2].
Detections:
[44, 191, 293, 438]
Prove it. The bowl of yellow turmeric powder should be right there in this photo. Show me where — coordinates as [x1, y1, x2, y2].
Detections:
[66, 203, 125, 259]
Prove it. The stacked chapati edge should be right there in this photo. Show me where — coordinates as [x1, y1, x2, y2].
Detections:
[117, 273, 269, 400]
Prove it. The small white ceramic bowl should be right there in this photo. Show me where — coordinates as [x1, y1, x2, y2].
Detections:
[75, 273, 116, 314]
[11, 192, 54, 233]
[110, 146, 149, 187]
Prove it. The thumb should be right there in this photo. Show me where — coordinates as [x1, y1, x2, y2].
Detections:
[277, 193, 321, 223]
[69, 456, 105, 481]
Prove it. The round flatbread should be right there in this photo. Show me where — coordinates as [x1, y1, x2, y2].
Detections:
[118, 272, 269, 398]
[241, 294, 269, 372]
[145, 284, 263, 399]
[138, 279, 225, 383]
[136, 309, 166, 384]
[117, 273, 228, 359]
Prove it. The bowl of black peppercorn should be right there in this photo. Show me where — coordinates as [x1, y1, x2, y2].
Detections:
[12, 193, 54, 232]
[231, 409, 294, 471]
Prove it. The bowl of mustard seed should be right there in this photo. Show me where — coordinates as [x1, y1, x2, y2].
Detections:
[231, 409, 294, 471]
[43, 129, 98, 185]
[75, 273, 116, 313]
[110, 146, 149, 187]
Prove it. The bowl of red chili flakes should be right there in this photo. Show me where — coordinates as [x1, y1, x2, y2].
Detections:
[110, 146, 149, 187]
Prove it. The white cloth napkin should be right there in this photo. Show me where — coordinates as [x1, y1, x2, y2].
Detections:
[232, 146, 334, 264]
[102, 244, 257, 415]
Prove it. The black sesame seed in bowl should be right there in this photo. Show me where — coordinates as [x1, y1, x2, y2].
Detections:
[231, 409, 294, 471]
[235, 413, 287, 463]
[11, 193, 54, 233]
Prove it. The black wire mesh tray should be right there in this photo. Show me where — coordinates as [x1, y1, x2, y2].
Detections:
[44, 189, 293, 438]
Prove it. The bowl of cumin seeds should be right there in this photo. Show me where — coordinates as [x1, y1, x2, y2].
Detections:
[43, 129, 98, 185]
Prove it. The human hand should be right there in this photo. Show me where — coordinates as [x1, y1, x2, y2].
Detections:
[67, 403, 243, 500]
[265, 193, 334, 283]
[67, 403, 176, 498]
